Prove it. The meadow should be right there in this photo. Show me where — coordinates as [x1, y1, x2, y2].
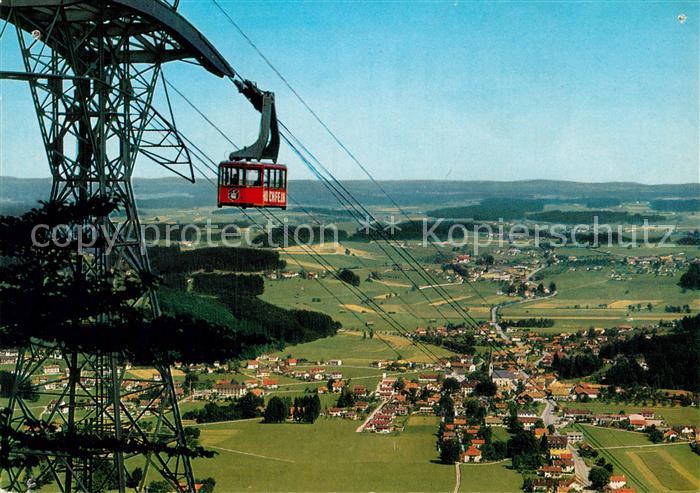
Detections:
[500, 263, 697, 331]
[577, 425, 700, 493]
[561, 402, 700, 427]
[191, 415, 457, 492]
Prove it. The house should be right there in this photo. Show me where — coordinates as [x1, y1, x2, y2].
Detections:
[566, 431, 583, 443]
[539, 465, 563, 479]
[563, 408, 593, 421]
[491, 369, 517, 389]
[546, 435, 568, 450]
[609, 475, 627, 489]
[663, 430, 679, 442]
[461, 446, 482, 463]
[552, 458, 575, 474]
[418, 373, 439, 383]
[328, 359, 342, 366]
[262, 378, 278, 389]
[331, 380, 345, 393]
[43, 365, 61, 375]
[548, 382, 573, 400]
[485, 415, 505, 427]
[353, 385, 368, 397]
[574, 386, 598, 399]
[246, 360, 259, 370]
[213, 383, 247, 398]
[518, 416, 539, 430]
[627, 414, 646, 431]
[287, 358, 298, 366]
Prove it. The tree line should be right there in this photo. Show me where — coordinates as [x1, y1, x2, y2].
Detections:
[150, 245, 285, 274]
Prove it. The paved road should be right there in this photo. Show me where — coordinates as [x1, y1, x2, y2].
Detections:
[356, 398, 387, 432]
[569, 443, 591, 487]
[491, 305, 510, 342]
[540, 399, 557, 428]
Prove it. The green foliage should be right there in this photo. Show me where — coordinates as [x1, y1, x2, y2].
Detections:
[588, 466, 611, 490]
[337, 268, 360, 287]
[0, 371, 38, 401]
[475, 379, 497, 397]
[600, 315, 699, 391]
[264, 396, 289, 423]
[336, 387, 356, 408]
[184, 426, 201, 447]
[507, 430, 543, 471]
[552, 351, 603, 378]
[222, 295, 340, 345]
[650, 199, 700, 212]
[193, 273, 264, 297]
[182, 393, 264, 423]
[679, 263, 700, 290]
[0, 201, 272, 365]
[292, 395, 321, 423]
[442, 377, 460, 394]
[149, 245, 285, 274]
[438, 439, 461, 464]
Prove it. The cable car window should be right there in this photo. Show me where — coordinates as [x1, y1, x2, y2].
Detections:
[265, 168, 271, 187]
[281, 169, 286, 188]
[246, 168, 262, 186]
[272, 169, 279, 188]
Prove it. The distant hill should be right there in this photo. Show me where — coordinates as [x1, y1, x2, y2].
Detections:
[1, 176, 698, 213]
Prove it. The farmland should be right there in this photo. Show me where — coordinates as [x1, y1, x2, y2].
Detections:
[577, 425, 700, 493]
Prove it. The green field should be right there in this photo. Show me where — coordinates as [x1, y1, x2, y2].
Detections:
[562, 402, 700, 427]
[458, 461, 522, 493]
[577, 425, 700, 493]
[273, 330, 457, 365]
[501, 265, 698, 331]
[191, 415, 456, 492]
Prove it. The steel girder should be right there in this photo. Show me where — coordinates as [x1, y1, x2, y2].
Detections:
[0, 1, 233, 491]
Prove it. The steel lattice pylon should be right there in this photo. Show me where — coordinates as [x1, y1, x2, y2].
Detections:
[0, 1, 235, 491]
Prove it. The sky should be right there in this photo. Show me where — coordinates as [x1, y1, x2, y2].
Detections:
[0, 0, 698, 184]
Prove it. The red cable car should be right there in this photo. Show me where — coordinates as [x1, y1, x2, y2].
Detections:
[218, 161, 287, 208]
[218, 79, 286, 209]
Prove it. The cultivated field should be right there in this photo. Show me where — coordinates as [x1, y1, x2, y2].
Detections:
[577, 425, 700, 493]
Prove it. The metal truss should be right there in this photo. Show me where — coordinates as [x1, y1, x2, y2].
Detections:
[0, 0, 234, 490]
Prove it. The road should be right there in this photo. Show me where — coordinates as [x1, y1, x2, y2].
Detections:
[356, 398, 387, 432]
[539, 401, 590, 487]
[490, 305, 510, 342]
[453, 462, 461, 493]
[540, 399, 557, 428]
[569, 443, 591, 487]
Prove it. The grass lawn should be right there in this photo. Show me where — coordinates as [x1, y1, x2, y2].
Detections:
[458, 461, 522, 493]
[577, 425, 700, 492]
[191, 415, 456, 492]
